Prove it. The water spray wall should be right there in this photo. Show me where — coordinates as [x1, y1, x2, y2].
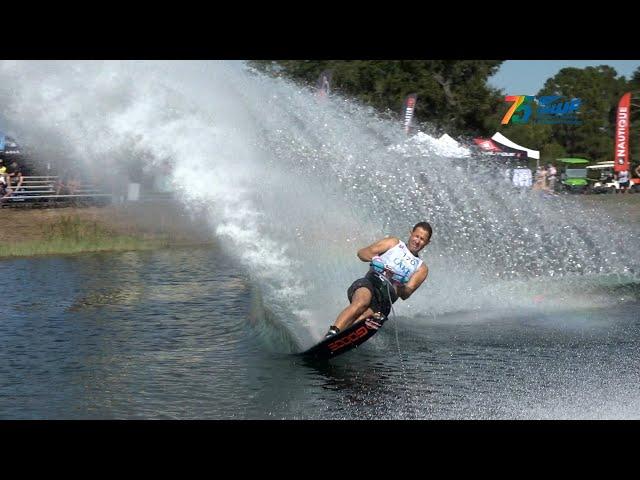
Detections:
[1, 60, 638, 343]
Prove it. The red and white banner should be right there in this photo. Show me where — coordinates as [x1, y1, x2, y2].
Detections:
[473, 138, 502, 152]
[402, 93, 418, 134]
[614, 92, 631, 172]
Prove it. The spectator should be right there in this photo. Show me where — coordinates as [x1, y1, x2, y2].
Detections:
[533, 165, 547, 191]
[617, 169, 630, 194]
[0, 158, 7, 184]
[547, 163, 557, 192]
[7, 160, 24, 193]
[0, 159, 11, 200]
[55, 169, 81, 195]
[604, 169, 614, 183]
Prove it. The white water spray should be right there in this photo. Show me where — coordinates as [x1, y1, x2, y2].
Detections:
[1, 60, 638, 345]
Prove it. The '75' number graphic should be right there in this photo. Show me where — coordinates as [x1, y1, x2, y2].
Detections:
[501, 95, 535, 125]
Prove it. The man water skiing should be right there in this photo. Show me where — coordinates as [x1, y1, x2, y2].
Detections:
[325, 221, 432, 338]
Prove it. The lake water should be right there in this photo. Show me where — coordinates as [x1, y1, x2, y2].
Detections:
[2, 246, 638, 419]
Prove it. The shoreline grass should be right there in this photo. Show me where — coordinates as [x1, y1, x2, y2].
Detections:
[0, 215, 171, 259]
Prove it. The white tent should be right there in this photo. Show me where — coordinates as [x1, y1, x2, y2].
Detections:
[439, 133, 458, 146]
[491, 132, 540, 160]
[437, 133, 470, 157]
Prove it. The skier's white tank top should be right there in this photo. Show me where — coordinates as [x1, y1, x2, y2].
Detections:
[378, 240, 423, 282]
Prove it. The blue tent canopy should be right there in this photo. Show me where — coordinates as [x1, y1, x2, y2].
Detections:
[0, 132, 21, 155]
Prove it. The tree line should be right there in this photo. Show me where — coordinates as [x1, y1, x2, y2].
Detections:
[251, 61, 640, 168]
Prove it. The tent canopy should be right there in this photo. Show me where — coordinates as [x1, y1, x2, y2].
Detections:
[473, 132, 540, 161]
[491, 132, 540, 160]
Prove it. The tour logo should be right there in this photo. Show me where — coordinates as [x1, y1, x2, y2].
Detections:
[501, 95, 582, 125]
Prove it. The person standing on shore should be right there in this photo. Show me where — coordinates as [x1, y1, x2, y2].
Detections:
[617, 169, 630, 194]
[547, 163, 557, 192]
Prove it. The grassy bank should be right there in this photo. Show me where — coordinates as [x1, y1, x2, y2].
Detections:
[0, 215, 170, 258]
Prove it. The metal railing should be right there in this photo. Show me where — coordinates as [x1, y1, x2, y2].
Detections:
[1, 176, 113, 206]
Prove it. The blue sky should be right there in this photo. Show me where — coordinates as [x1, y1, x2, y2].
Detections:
[489, 60, 640, 95]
